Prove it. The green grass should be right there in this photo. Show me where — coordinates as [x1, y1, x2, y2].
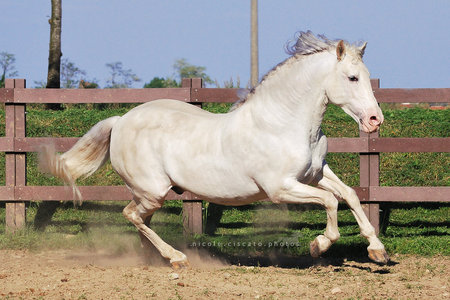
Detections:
[0, 103, 448, 261]
[0, 200, 448, 259]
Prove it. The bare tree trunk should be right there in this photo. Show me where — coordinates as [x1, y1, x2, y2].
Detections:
[46, 0, 62, 110]
[250, 0, 259, 88]
[35, 0, 63, 227]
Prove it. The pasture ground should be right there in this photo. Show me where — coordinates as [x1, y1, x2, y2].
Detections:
[0, 249, 448, 299]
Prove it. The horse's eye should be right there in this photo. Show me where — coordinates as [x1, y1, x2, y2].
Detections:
[348, 76, 359, 82]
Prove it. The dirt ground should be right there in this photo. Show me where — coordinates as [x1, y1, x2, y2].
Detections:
[0, 249, 448, 299]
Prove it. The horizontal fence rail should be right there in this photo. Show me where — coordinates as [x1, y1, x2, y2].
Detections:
[1, 78, 449, 234]
[1, 136, 449, 153]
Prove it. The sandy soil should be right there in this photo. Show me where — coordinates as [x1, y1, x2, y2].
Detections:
[0, 249, 448, 299]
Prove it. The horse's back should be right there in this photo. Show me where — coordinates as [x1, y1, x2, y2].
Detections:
[110, 98, 219, 165]
[127, 99, 213, 119]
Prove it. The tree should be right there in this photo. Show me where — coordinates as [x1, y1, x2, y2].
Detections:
[46, 0, 62, 89]
[105, 62, 140, 88]
[46, 0, 62, 110]
[0, 52, 19, 88]
[78, 79, 99, 89]
[214, 76, 241, 88]
[144, 76, 179, 88]
[144, 58, 213, 88]
[173, 58, 213, 86]
[61, 58, 86, 88]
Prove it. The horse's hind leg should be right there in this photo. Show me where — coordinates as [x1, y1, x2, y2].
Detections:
[138, 215, 163, 263]
[123, 195, 189, 269]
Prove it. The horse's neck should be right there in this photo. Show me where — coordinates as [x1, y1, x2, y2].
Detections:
[243, 53, 332, 141]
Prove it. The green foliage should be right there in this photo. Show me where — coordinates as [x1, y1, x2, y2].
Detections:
[61, 58, 86, 88]
[143, 77, 179, 88]
[143, 58, 214, 88]
[214, 77, 242, 88]
[79, 80, 99, 89]
[202, 103, 232, 114]
[0, 51, 19, 88]
[173, 58, 213, 86]
[1, 200, 447, 258]
[105, 61, 140, 88]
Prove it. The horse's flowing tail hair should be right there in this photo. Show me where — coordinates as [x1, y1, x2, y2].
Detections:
[39, 116, 121, 204]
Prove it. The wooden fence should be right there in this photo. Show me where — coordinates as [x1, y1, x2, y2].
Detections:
[1, 78, 449, 234]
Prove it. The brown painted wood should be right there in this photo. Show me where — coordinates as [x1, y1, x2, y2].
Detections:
[182, 201, 203, 235]
[359, 130, 381, 234]
[14, 202, 26, 227]
[5, 203, 15, 233]
[352, 187, 370, 202]
[0, 187, 14, 200]
[192, 88, 239, 103]
[370, 137, 450, 153]
[0, 88, 14, 102]
[191, 201, 203, 234]
[0, 137, 14, 151]
[368, 130, 380, 235]
[9, 88, 191, 103]
[5, 80, 18, 232]
[369, 187, 450, 202]
[188, 79, 204, 235]
[373, 88, 450, 103]
[13, 137, 79, 152]
[4, 79, 27, 232]
[327, 137, 368, 152]
[182, 201, 193, 235]
[370, 79, 380, 90]
[13, 186, 201, 201]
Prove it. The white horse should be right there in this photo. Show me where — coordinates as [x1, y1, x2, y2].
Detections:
[41, 31, 389, 267]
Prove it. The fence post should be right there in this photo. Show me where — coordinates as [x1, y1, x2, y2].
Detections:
[360, 79, 381, 235]
[5, 79, 27, 233]
[181, 78, 204, 235]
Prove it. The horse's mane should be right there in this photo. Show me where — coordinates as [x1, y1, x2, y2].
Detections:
[230, 31, 347, 112]
[285, 30, 339, 56]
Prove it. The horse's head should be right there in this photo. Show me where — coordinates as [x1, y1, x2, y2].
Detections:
[325, 40, 383, 133]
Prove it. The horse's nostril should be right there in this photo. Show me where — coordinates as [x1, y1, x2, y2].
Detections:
[369, 116, 380, 126]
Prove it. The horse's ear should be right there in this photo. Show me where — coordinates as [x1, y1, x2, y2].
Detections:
[358, 42, 367, 58]
[336, 40, 346, 61]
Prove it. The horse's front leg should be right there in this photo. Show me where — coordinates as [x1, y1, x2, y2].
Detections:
[270, 178, 340, 258]
[316, 164, 389, 264]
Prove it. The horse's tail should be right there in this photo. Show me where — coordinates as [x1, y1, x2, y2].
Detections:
[39, 116, 121, 204]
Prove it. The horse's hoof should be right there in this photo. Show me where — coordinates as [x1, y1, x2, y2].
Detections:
[310, 235, 332, 258]
[310, 239, 321, 258]
[171, 259, 190, 270]
[368, 248, 390, 265]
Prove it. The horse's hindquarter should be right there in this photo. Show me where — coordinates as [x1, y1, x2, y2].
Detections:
[110, 100, 263, 203]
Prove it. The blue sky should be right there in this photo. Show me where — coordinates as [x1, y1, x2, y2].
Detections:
[1, 0, 449, 88]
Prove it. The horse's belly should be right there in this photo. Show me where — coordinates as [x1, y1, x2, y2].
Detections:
[166, 157, 262, 202]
